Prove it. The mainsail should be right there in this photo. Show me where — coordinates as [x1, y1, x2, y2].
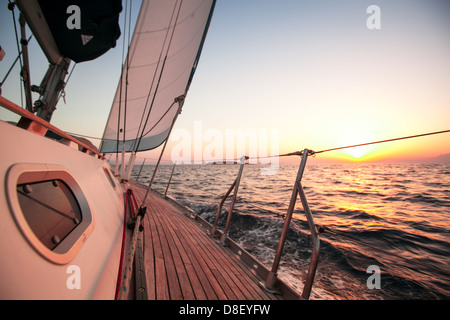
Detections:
[100, 0, 216, 153]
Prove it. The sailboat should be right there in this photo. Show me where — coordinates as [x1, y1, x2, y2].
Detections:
[0, 0, 307, 300]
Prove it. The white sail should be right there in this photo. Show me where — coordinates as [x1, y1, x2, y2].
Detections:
[100, 0, 216, 153]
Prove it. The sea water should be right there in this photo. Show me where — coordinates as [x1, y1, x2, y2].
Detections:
[131, 161, 450, 300]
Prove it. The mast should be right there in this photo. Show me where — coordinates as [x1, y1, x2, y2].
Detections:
[14, 0, 122, 122]
[33, 59, 71, 122]
[15, 0, 69, 121]
[18, 14, 33, 113]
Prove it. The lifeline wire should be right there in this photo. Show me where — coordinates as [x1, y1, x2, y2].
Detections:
[203, 129, 450, 164]
[314, 129, 450, 155]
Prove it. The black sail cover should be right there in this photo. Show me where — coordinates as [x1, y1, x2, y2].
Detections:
[38, 0, 122, 63]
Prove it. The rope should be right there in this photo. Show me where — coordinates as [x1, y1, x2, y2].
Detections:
[314, 129, 450, 155]
[117, 190, 146, 300]
[114, 189, 130, 300]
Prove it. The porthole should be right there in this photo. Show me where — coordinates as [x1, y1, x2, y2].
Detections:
[6, 164, 94, 265]
[16, 179, 82, 250]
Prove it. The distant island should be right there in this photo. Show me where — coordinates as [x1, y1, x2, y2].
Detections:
[422, 153, 450, 163]
[374, 153, 450, 164]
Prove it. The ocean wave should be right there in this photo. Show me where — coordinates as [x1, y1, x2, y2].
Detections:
[383, 193, 450, 206]
[407, 194, 450, 206]
[408, 220, 449, 235]
[336, 209, 383, 221]
[197, 202, 450, 299]
[136, 162, 450, 299]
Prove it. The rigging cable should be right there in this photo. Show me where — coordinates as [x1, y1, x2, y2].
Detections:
[134, 0, 184, 153]
[8, 1, 24, 108]
[55, 63, 76, 105]
[314, 129, 450, 155]
[231, 129, 450, 164]
[128, 0, 154, 150]
[66, 131, 113, 141]
[0, 35, 33, 89]
[122, 0, 134, 152]
[115, 0, 127, 158]
[140, 100, 178, 137]
[113, 0, 132, 173]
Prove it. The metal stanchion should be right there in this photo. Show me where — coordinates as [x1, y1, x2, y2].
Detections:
[262, 149, 320, 299]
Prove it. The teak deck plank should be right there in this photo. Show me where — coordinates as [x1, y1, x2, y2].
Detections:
[128, 181, 281, 300]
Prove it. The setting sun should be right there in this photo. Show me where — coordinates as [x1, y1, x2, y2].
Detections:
[345, 145, 373, 160]
[334, 126, 376, 161]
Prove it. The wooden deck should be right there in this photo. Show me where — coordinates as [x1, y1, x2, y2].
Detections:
[127, 181, 289, 300]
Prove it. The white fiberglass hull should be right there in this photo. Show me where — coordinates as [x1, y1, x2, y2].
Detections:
[0, 120, 125, 299]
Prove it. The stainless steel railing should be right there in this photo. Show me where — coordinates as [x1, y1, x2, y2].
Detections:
[210, 156, 247, 245]
[261, 149, 320, 299]
[161, 151, 320, 299]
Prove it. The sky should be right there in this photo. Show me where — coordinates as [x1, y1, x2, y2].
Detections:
[1, 0, 449, 164]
